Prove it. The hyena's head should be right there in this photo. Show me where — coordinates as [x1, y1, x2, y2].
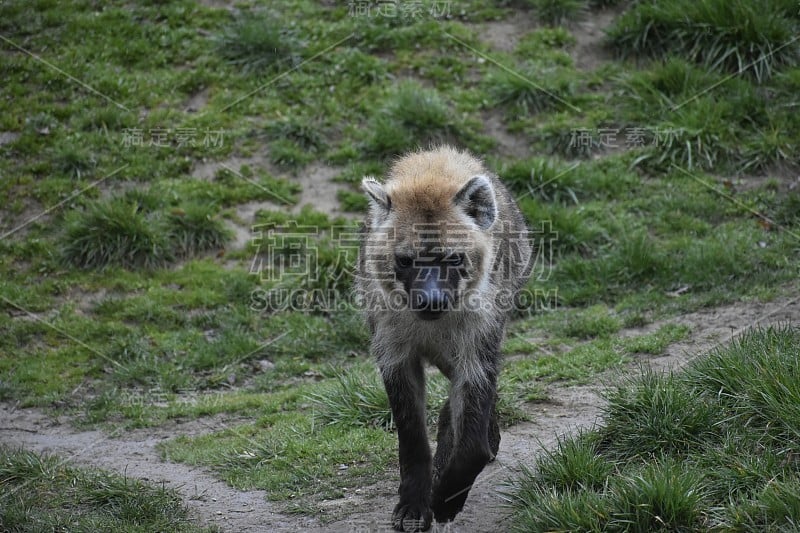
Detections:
[360, 147, 498, 321]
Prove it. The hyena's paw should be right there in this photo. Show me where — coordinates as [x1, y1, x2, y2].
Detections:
[392, 500, 432, 532]
[431, 486, 468, 524]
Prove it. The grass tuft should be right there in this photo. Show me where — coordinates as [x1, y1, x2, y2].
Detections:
[385, 80, 451, 133]
[307, 368, 393, 429]
[0, 446, 209, 531]
[621, 323, 690, 355]
[53, 144, 96, 178]
[167, 203, 231, 258]
[63, 198, 231, 269]
[529, 0, 588, 26]
[599, 369, 717, 458]
[62, 199, 173, 270]
[615, 57, 797, 172]
[688, 325, 800, 441]
[506, 483, 608, 532]
[614, 231, 667, 282]
[216, 10, 299, 72]
[749, 480, 800, 528]
[487, 64, 576, 115]
[608, 459, 706, 531]
[535, 433, 614, 491]
[499, 157, 578, 202]
[265, 117, 327, 168]
[365, 80, 460, 157]
[607, 0, 800, 82]
[266, 117, 327, 153]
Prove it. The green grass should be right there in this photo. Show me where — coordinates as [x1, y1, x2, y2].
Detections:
[529, 0, 588, 26]
[336, 189, 369, 212]
[159, 413, 397, 503]
[516, 27, 576, 56]
[62, 198, 174, 270]
[1, 0, 799, 522]
[0, 446, 214, 532]
[160, 365, 531, 504]
[265, 116, 327, 169]
[167, 203, 232, 258]
[52, 144, 96, 178]
[607, 0, 800, 83]
[687, 326, 800, 441]
[162, 166, 301, 207]
[61, 197, 231, 269]
[504, 338, 627, 385]
[215, 10, 299, 72]
[307, 367, 397, 430]
[307, 365, 528, 430]
[621, 323, 690, 354]
[487, 64, 577, 115]
[533, 433, 615, 491]
[554, 305, 623, 339]
[501, 320, 690, 394]
[599, 369, 719, 457]
[365, 80, 466, 157]
[508, 326, 800, 532]
[613, 53, 799, 173]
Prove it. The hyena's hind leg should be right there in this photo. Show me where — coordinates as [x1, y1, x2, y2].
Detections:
[433, 398, 453, 483]
[488, 392, 500, 460]
[431, 378, 496, 523]
[434, 384, 500, 480]
[436, 395, 497, 475]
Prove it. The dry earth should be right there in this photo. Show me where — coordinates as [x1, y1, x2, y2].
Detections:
[3, 292, 799, 532]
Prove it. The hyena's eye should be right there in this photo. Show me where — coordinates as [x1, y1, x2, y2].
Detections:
[395, 255, 413, 269]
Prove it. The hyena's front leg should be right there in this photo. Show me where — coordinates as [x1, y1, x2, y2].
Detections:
[431, 372, 497, 523]
[382, 360, 433, 532]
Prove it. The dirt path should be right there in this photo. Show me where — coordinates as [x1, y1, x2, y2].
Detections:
[3, 293, 798, 532]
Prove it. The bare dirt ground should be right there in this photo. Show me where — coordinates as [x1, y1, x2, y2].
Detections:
[3, 292, 799, 532]
[192, 155, 354, 251]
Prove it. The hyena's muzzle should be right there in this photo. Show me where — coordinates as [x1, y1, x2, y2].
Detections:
[395, 253, 466, 321]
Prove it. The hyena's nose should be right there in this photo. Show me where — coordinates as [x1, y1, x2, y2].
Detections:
[411, 268, 450, 320]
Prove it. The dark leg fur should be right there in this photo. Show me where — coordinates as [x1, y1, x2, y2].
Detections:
[434, 394, 498, 477]
[383, 361, 433, 532]
[488, 395, 501, 460]
[433, 398, 453, 483]
[431, 333, 502, 524]
[431, 379, 496, 523]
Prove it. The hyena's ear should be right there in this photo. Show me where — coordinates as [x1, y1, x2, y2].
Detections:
[453, 175, 497, 230]
[362, 177, 391, 214]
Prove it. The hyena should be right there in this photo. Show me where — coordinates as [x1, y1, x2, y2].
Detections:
[356, 146, 532, 531]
